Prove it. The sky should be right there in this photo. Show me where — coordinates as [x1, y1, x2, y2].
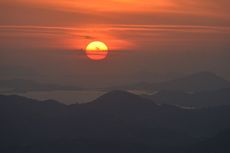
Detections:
[0, 0, 230, 87]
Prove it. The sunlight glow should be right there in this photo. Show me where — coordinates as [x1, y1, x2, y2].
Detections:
[85, 41, 109, 60]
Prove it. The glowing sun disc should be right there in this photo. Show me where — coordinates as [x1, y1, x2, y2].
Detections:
[85, 41, 109, 60]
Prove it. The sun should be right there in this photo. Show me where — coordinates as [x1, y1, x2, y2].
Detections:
[85, 41, 109, 60]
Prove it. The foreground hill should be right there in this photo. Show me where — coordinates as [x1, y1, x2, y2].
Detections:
[1, 91, 230, 153]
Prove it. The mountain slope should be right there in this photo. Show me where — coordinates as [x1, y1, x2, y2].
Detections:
[127, 72, 230, 92]
[144, 88, 230, 107]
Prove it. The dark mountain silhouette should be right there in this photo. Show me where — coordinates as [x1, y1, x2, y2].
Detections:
[143, 87, 230, 107]
[85, 90, 159, 109]
[1, 91, 230, 153]
[175, 129, 230, 153]
[193, 129, 230, 153]
[0, 79, 82, 93]
[126, 72, 230, 92]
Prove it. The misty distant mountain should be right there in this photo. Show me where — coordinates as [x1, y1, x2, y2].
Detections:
[0, 79, 82, 93]
[1, 91, 230, 153]
[143, 88, 230, 107]
[126, 72, 230, 92]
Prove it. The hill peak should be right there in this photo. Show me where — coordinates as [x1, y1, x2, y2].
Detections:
[91, 90, 155, 106]
[96, 90, 141, 101]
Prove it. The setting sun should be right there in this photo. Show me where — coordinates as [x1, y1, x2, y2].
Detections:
[85, 41, 109, 60]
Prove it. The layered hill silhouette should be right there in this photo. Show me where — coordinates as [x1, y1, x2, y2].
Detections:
[125, 72, 230, 92]
[1, 91, 230, 153]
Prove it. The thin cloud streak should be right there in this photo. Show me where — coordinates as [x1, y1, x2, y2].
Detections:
[1, 24, 229, 51]
[1, 24, 230, 34]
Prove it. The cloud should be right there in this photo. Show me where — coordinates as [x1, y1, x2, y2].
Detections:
[0, 1, 96, 26]
[1, 0, 229, 27]
[1, 24, 229, 52]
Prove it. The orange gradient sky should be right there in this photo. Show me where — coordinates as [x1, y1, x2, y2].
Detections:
[0, 0, 230, 86]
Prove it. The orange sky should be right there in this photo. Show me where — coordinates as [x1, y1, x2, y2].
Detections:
[7, 0, 230, 15]
[1, 0, 229, 50]
[0, 0, 230, 86]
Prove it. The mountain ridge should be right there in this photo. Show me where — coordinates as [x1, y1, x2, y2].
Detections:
[123, 72, 230, 92]
[143, 87, 230, 107]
